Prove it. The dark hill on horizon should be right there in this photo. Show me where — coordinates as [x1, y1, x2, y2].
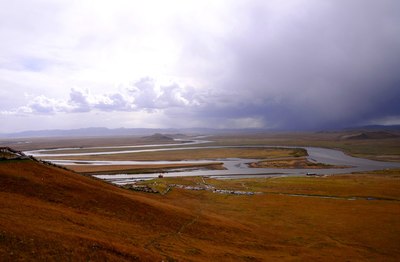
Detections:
[140, 133, 175, 142]
[341, 131, 399, 140]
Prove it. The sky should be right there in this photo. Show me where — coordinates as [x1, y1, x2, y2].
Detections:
[1, 0, 400, 133]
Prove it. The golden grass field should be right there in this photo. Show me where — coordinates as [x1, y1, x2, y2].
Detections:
[43, 147, 305, 161]
[1, 132, 399, 260]
[0, 159, 399, 261]
[66, 162, 225, 174]
[44, 147, 308, 174]
[248, 156, 343, 169]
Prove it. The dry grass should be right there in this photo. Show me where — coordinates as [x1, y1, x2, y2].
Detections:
[1, 159, 399, 261]
[139, 171, 400, 261]
[67, 162, 225, 174]
[211, 132, 400, 161]
[44, 147, 302, 161]
[248, 157, 343, 169]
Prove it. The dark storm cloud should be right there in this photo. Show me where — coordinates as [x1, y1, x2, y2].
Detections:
[177, 0, 400, 129]
[2, 0, 400, 131]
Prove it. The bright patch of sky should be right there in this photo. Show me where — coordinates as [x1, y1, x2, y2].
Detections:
[1, 0, 400, 132]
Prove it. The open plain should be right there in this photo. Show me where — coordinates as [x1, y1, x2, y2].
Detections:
[2, 1, 400, 260]
[1, 131, 400, 261]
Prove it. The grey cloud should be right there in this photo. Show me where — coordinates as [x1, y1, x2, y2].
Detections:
[2, 82, 200, 116]
[129, 78, 200, 110]
[158, 84, 189, 108]
[174, 0, 400, 129]
[130, 77, 158, 110]
[2, 0, 400, 131]
[3, 95, 66, 116]
[94, 93, 133, 112]
[67, 89, 137, 113]
[69, 89, 91, 113]
[2, 89, 130, 115]
[28, 98, 55, 114]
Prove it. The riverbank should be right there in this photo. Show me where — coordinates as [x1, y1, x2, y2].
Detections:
[211, 133, 400, 162]
[22, 137, 400, 184]
[248, 156, 347, 169]
[66, 162, 225, 174]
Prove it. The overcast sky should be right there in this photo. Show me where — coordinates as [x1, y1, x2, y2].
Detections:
[1, 0, 399, 132]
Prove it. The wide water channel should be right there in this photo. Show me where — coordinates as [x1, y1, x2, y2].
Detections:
[25, 139, 400, 185]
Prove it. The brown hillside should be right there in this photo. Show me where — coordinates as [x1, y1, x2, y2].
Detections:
[1, 158, 400, 261]
[0, 159, 248, 261]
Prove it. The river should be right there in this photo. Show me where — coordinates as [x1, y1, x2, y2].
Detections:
[25, 138, 400, 185]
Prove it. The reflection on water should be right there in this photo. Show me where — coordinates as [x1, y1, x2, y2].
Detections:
[93, 150, 400, 185]
[24, 139, 211, 157]
[25, 139, 400, 185]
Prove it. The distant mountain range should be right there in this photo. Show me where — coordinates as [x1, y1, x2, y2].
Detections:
[0, 127, 177, 138]
[1, 125, 399, 138]
[0, 127, 269, 138]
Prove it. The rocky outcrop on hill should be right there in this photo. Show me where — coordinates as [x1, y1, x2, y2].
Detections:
[0, 147, 29, 160]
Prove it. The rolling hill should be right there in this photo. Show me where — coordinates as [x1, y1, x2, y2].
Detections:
[0, 158, 250, 261]
[1, 153, 399, 261]
[341, 131, 399, 140]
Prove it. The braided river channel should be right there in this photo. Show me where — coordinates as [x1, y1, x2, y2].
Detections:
[25, 138, 400, 185]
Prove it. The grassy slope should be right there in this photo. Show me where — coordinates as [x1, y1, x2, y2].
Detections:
[1, 159, 400, 261]
[0, 160, 249, 261]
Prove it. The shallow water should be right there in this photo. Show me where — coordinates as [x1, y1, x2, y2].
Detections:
[24, 139, 211, 157]
[25, 138, 400, 185]
[92, 148, 400, 185]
